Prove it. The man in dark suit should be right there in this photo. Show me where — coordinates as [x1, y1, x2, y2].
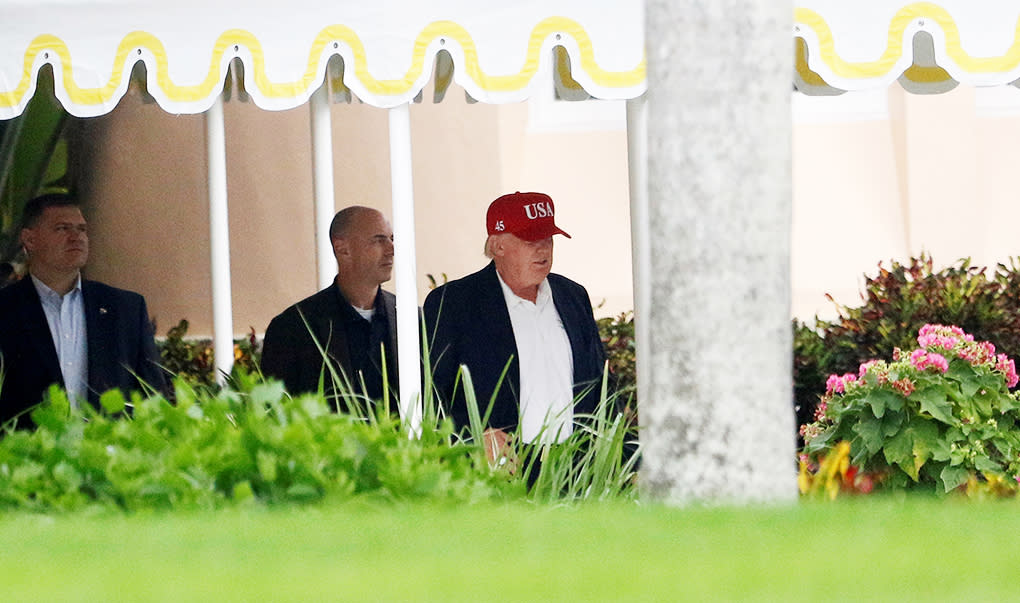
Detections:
[261, 206, 397, 413]
[423, 192, 607, 461]
[0, 194, 165, 426]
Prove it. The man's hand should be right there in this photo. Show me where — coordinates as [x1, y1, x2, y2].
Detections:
[483, 428, 517, 474]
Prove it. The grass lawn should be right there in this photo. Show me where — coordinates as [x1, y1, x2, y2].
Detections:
[2, 495, 1019, 601]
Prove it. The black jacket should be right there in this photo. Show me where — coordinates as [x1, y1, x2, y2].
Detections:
[0, 276, 165, 425]
[261, 284, 398, 409]
[423, 262, 606, 433]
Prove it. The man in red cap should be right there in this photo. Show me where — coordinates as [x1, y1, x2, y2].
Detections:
[423, 191, 607, 467]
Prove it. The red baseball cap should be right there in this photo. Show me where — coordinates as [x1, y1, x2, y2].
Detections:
[486, 191, 571, 241]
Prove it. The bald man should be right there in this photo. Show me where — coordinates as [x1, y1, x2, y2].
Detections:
[261, 206, 397, 411]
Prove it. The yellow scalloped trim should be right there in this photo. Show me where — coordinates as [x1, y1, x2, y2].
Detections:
[794, 38, 828, 87]
[795, 2, 1020, 80]
[2, 17, 645, 110]
[901, 64, 952, 84]
[795, 30, 954, 88]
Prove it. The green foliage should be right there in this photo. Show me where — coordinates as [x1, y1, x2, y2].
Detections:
[438, 360, 639, 504]
[0, 376, 516, 512]
[596, 311, 636, 403]
[794, 254, 1020, 430]
[0, 338, 638, 512]
[157, 319, 260, 386]
[801, 325, 1020, 495]
[0, 65, 71, 270]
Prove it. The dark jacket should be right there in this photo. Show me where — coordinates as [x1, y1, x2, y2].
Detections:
[422, 262, 607, 433]
[261, 284, 398, 409]
[0, 276, 165, 425]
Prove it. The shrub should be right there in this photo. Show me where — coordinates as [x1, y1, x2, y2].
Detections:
[157, 319, 260, 386]
[800, 324, 1020, 495]
[794, 254, 1020, 432]
[0, 374, 519, 511]
[596, 310, 635, 401]
[0, 360, 638, 512]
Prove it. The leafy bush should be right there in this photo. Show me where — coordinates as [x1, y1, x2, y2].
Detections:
[0, 363, 638, 512]
[0, 374, 519, 512]
[800, 324, 1020, 495]
[157, 319, 260, 386]
[596, 310, 635, 402]
[794, 254, 1020, 432]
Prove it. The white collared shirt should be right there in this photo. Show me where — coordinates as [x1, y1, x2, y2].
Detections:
[496, 272, 574, 444]
[32, 274, 88, 407]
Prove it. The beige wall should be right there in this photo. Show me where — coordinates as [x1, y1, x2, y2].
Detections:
[79, 84, 634, 338]
[793, 85, 1020, 321]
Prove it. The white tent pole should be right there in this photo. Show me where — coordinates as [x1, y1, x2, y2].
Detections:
[626, 95, 649, 420]
[311, 85, 337, 289]
[206, 94, 234, 383]
[388, 103, 422, 434]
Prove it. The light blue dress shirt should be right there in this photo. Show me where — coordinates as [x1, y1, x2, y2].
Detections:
[31, 274, 88, 407]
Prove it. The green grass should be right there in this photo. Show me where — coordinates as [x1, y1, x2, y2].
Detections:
[3, 496, 1020, 601]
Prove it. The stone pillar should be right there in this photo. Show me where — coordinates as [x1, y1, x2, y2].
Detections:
[639, 1, 797, 503]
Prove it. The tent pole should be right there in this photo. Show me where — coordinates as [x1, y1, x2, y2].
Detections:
[311, 86, 337, 289]
[206, 94, 234, 383]
[388, 103, 422, 434]
[626, 95, 649, 422]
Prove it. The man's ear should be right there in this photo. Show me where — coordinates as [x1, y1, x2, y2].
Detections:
[489, 235, 504, 257]
[20, 228, 34, 254]
[332, 237, 348, 258]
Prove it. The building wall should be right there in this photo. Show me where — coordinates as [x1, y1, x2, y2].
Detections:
[792, 85, 1020, 321]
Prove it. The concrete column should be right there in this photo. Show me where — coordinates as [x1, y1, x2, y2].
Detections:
[640, 1, 797, 503]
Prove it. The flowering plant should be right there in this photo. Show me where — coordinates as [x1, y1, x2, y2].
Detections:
[801, 324, 1020, 494]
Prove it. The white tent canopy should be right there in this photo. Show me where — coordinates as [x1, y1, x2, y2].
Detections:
[0, 0, 645, 118]
[796, 1, 1020, 94]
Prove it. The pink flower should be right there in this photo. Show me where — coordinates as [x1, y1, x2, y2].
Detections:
[909, 349, 928, 370]
[918, 324, 957, 349]
[813, 400, 828, 421]
[909, 348, 948, 373]
[859, 360, 879, 378]
[927, 352, 949, 373]
[825, 373, 857, 395]
[826, 374, 843, 395]
[996, 354, 1019, 388]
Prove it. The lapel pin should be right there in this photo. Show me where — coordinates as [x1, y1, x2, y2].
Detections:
[99, 307, 108, 315]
